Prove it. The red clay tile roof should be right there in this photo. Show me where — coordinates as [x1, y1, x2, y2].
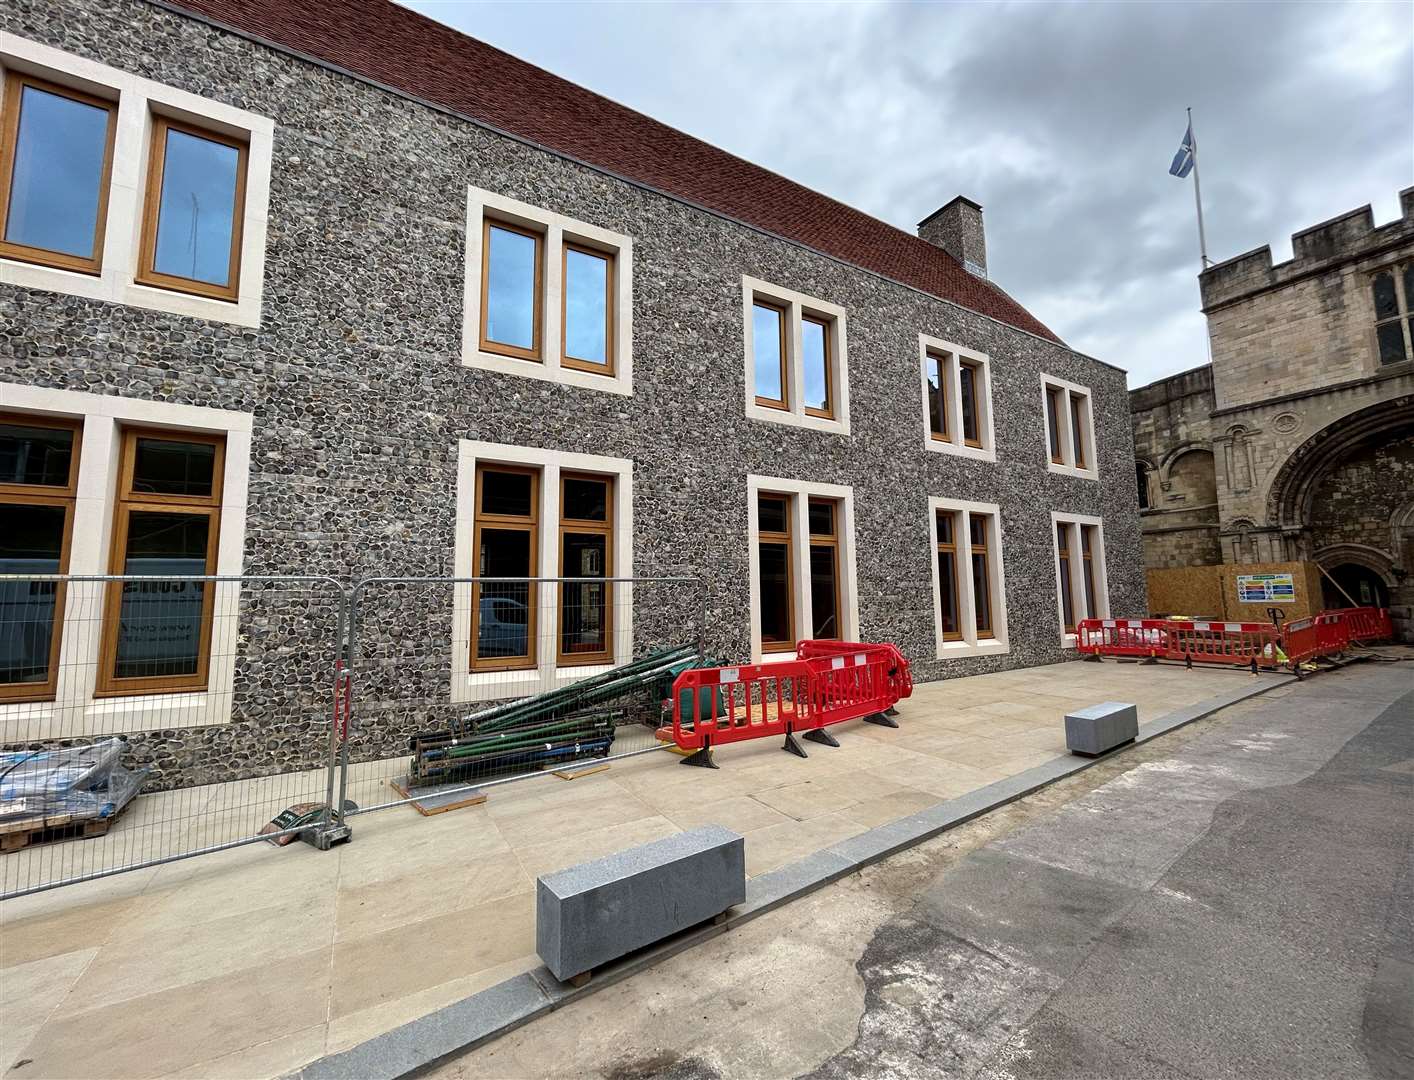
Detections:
[162, 0, 1062, 343]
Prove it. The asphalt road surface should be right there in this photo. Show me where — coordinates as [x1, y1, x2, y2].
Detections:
[431, 660, 1414, 1080]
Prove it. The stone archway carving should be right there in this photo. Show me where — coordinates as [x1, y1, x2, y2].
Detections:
[1156, 440, 1209, 491]
[1311, 543, 1398, 586]
[1266, 395, 1414, 531]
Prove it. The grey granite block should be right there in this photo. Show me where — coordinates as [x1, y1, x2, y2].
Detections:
[1065, 702, 1139, 756]
[536, 824, 745, 982]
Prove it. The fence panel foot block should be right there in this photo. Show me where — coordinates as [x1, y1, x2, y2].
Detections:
[1065, 702, 1138, 756]
[536, 824, 746, 984]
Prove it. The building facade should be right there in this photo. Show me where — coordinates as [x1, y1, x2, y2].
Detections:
[0, 0, 1142, 784]
[1133, 188, 1414, 634]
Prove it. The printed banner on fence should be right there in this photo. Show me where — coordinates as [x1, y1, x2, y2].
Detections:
[1235, 572, 1296, 603]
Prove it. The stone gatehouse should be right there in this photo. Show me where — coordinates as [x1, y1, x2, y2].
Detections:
[1132, 187, 1414, 638]
[0, 0, 1143, 785]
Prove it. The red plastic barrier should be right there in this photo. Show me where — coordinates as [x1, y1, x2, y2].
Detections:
[1076, 618, 1282, 669]
[1282, 612, 1350, 665]
[797, 640, 914, 705]
[1332, 606, 1394, 643]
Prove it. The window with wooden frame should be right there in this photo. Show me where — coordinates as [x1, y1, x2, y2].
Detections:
[470, 464, 539, 672]
[558, 472, 614, 666]
[1057, 521, 1075, 632]
[752, 301, 789, 410]
[0, 72, 117, 275]
[0, 415, 81, 702]
[480, 219, 544, 361]
[1070, 394, 1088, 469]
[757, 493, 794, 651]
[97, 429, 224, 696]
[1371, 265, 1414, 365]
[1080, 524, 1098, 619]
[935, 509, 961, 641]
[926, 350, 950, 442]
[137, 116, 248, 301]
[801, 315, 834, 419]
[807, 498, 841, 639]
[959, 359, 983, 448]
[1046, 386, 1065, 464]
[561, 243, 615, 375]
[969, 514, 994, 638]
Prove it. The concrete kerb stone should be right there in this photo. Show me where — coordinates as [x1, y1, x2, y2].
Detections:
[285, 673, 1295, 1080]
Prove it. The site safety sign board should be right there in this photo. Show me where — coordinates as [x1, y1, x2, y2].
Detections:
[1235, 572, 1296, 603]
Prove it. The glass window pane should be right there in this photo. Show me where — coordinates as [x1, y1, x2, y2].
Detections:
[1083, 558, 1097, 620]
[564, 247, 609, 365]
[969, 514, 987, 547]
[927, 354, 945, 437]
[1373, 272, 1399, 319]
[758, 541, 791, 643]
[758, 494, 788, 534]
[113, 511, 210, 679]
[752, 303, 784, 402]
[1047, 388, 1062, 459]
[936, 511, 954, 545]
[562, 477, 608, 521]
[1403, 265, 1414, 314]
[476, 528, 532, 659]
[802, 318, 829, 412]
[0, 503, 67, 686]
[1376, 321, 1407, 365]
[1070, 395, 1086, 464]
[152, 128, 240, 286]
[809, 544, 838, 639]
[808, 499, 834, 537]
[5, 85, 110, 260]
[485, 224, 538, 350]
[972, 553, 992, 634]
[131, 438, 216, 497]
[0, 423, 74, 487]
[959, 363, 978, 442]
[561, 533, 607, 655]
[937, 550, 958, 636]
[480, 470, 533, 517]
[1137, 463, 1150, 508]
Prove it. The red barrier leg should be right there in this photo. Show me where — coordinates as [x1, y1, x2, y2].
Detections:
[681, 735, 717, 769]
[782, 725, 808, 758]
[803, 727, 840, 747]
[863, 711, 899, 729]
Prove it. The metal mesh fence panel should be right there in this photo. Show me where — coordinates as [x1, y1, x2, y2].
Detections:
[340, 576, 706, 818]
[0, 575, 346, 898]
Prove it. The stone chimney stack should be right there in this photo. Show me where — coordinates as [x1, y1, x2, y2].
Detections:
[918, 196, 987, 279]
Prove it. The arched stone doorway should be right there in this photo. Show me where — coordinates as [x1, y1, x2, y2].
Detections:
[1321, 563, 1390, 608]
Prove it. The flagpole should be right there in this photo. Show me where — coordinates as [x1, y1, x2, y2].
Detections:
[1188, 106, 1210, 269]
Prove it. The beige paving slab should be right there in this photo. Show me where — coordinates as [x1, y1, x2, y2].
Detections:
[513, 814, 681, 881]
[744, 812, 868, 877]
[663, 794, 794, 835]
[0, 871, 158, 968]
[17, 947, 332, 1080]
[158, 1026, 328, 1080]
[490, 785, 659, 849]
[843, 788, 940, 829]
[335, 849, 533, 943]
[329, 893, 534, 1020]
[336, 806, 511, 890]
[0, 947, 97, 1069]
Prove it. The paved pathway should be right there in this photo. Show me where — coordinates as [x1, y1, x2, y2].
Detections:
[432, 660, 1413, 1080]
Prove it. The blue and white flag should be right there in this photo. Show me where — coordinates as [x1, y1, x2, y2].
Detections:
[1169, 123, 1195, 178]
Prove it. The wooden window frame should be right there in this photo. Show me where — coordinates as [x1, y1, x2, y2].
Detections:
[560, 242, 616, 376]
[752, 300, 790, 411]
[758, 493, 795, 652]
[0, 72, 118, 275]
[807, 497, 842, 639]
[1069, 392, 1088, 469]
[469, 464, 540, 673]
[479, 218, 545, 362]
[927, 350, 950, 442]
[936, 509, 961, 642]
[0, 413, 82, 703]
[969, 513, 994, 639]
[1080, 524, 1097, 621]
[1046, 386, 1065, 464]
[136, 115, 248, 302]
[557, 472, 614, 667]
[96, 427, 225, 697]
[801, 315, 834, 420]
[1057, 522, 1076, 633]
[959, 359, 983, 448]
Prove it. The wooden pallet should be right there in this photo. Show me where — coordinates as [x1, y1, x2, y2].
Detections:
[0, 811, 115, 854]
[389, 777, 487, 816]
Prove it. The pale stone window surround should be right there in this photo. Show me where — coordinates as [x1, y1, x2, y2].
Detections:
[918, 335, 996, 462]
[454, 440, 634, 702]
[460, 186, 634, 396]
[742, 277, 850, 435]
[0, 33, 274, 328]
[1041, 373, 1099, 480]
[1051, 511, 1110, 648]
[0, 383, 252, 740]
[927, 497, 1010, 659]
[746, 475, 858, 663]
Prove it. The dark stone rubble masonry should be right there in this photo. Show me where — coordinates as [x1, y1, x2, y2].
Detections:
[0, 0, 1143, 787]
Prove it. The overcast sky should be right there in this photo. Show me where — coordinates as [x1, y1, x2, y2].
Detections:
[405, 0, 1412, 387]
